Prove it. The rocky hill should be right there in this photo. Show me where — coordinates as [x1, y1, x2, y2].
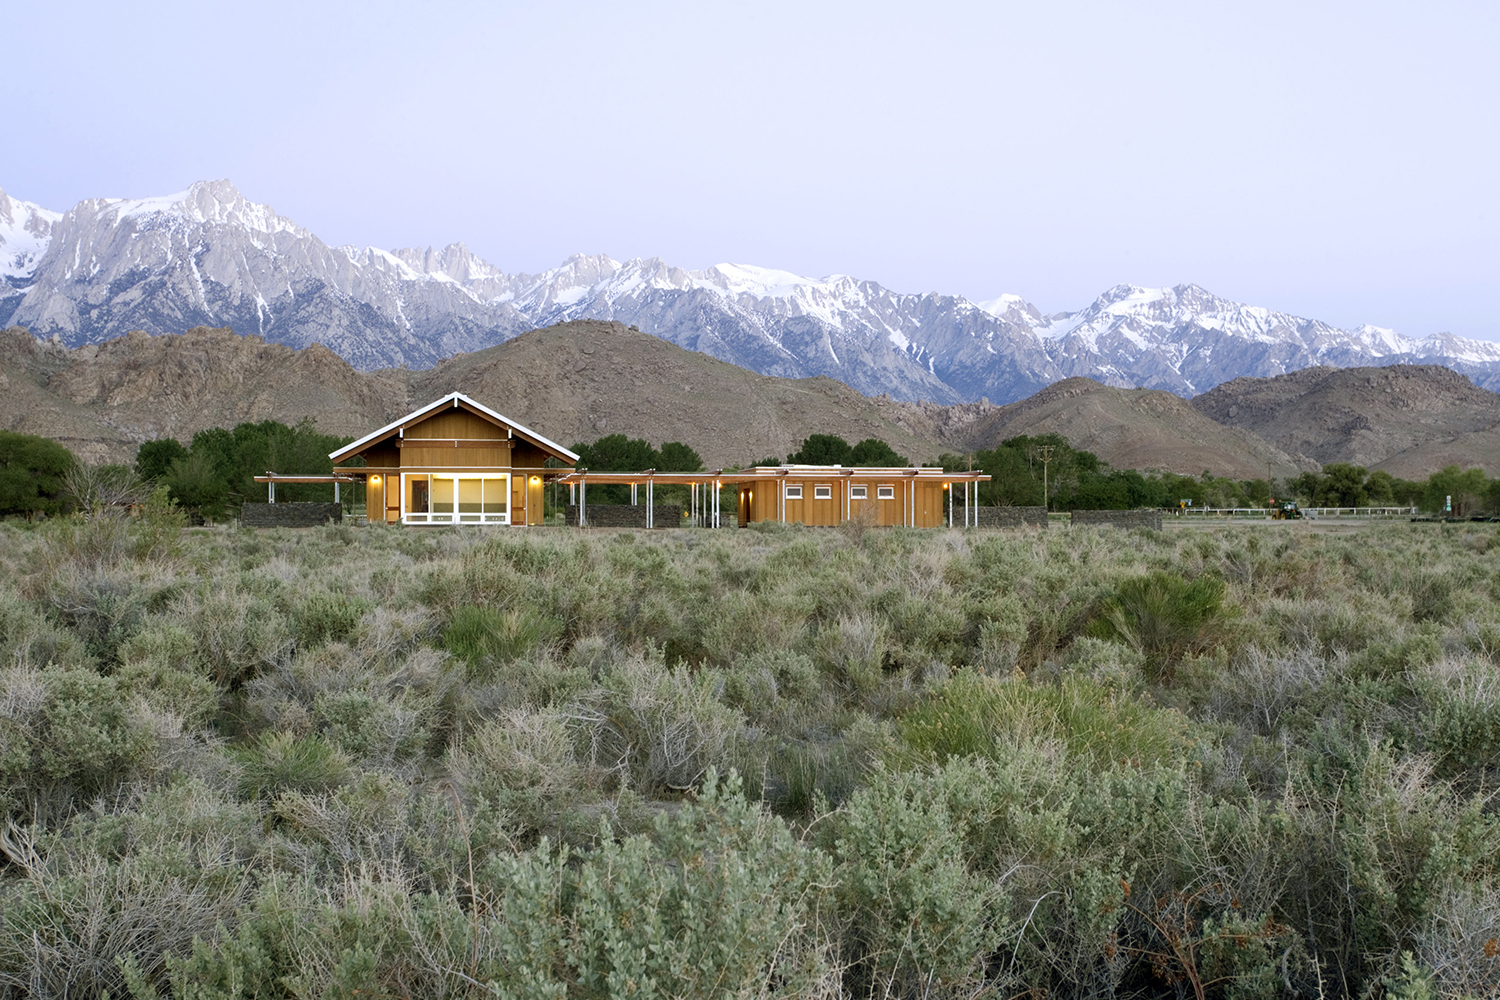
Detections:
[1191, 365, 1500, 476]
[6, 322, 1495, 480]
[951, 378, 1312, 479]
[0, 323, 963, 469]
[402, 321, 958, 468]
[0, 326, 404, 464]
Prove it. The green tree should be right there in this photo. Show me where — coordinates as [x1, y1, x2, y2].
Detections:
[1424, 465, 1489, 516]
[571, 434, 661, 471]
[165, 451, 231, 517]
[135, 438, 188, 481]
[1366, 469, 1397, 504]
[1239, 478, 1272, 505]
[0, 430, 75, 517]
[657, 441, 703, 472]
[787, 434, 854, 465]
[849, 438, 908, 466]
[1314, 463, 1369, 506]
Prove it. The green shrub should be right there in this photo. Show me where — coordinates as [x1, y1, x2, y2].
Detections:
[448, 706, 597, 833]
[582, 651, 746, 793]
[444, 604, 563, 674]
[0, 782, 258, 1000]
[0, 665, 163, 823]
[234, 730, 351, 801]
[172, 586, 294, 687]
[893, 670, 1195, 770]
[1088, 570, 1234, 680]
[293, 590, 370, 649]
[0, 587, 81, 667]
[814, 613, 888, 697]
[829, 767, 1003, 996]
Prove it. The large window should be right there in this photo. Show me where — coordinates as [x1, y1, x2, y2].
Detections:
[403, 474, 509, 524]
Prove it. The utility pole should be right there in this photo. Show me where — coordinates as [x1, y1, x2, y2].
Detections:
[1038, 444, 1055, 511]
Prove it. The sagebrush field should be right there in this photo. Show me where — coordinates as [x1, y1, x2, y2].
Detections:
[3, 517, 1500, 999]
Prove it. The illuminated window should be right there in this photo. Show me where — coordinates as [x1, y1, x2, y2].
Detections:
[850, 485, 868, 500]
[784, 485, 803, 499]
[813, 485, 832, 500]
[405, 474, 509, 524]
[877, 485, 895, 500]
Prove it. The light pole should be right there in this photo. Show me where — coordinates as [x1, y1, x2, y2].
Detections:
[1038, 444, 1055, 511]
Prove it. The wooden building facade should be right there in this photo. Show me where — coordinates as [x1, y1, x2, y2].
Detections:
[722, 466, 989, 528]
[329, 393, 578, 526]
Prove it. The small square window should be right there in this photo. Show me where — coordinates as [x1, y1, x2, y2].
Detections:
[784, 485, 803, 499]
[850, 485, 868, 500]
[813, 485, 832, 500]
[877, 485, 895, 500]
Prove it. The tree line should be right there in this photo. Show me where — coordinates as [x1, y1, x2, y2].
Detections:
[940, 434, 1500, 514]
[2, 419, 1500, 521]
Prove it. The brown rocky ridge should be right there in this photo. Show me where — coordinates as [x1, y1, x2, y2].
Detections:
[3, 323, 1495, 480]
[1192, 365, 1500, 477]
[948, 377, 1314, 479]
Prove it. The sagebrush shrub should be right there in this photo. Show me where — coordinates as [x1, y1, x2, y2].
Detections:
[580, 651, 745, 793]
[1089, 570, 1235, 680]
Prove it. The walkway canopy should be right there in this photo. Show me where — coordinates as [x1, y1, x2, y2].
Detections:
[253, 472, 361, 503]
[557, 465, 990, 528]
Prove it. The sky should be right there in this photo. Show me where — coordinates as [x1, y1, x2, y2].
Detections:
[6, 0, 1497, 339]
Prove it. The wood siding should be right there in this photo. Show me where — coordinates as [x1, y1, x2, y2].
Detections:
[739, 477, 952, 528]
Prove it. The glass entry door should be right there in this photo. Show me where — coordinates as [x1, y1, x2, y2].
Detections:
[402, 474, 509, 524]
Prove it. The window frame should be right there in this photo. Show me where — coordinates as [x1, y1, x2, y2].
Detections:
[402, 472, 510, 525]
[850, 485, 868, 500]
[784, 484, 803, 500]
[877, 485, 895, 500]
[813, 485, 832, 500]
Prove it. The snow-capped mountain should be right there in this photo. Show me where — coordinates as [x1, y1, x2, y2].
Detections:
[0, 188, 61, 282]
[3, 179, 1498, 403]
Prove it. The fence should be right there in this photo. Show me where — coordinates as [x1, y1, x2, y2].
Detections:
[1175, 506, 1418, 519]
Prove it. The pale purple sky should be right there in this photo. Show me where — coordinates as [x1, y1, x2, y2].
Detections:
[8, 1, 1497, 338]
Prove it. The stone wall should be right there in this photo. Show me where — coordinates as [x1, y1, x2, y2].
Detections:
[241, 503, 344, 528]
[1070, 509, 1163, 530]
[974, 505, 1048, 529]
[565, 504, 684, 528]
[950, 504, 1048, 528]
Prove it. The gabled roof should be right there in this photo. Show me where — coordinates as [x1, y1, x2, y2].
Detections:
[329, 392, 580, 464]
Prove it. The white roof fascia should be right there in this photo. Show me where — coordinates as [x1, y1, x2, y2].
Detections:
[330, 391, 580, 463]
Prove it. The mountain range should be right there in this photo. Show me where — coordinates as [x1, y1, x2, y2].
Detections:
[5, 179, 1499, 405]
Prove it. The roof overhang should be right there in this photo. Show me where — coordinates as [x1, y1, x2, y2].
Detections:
[556, 465, 990, 485]
[330, 392, 580, 465]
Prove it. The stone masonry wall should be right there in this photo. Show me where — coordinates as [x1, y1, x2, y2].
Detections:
[973, 505, 1048, 529]
[566, 504, 684, 528]
[241, 503, 344, 528]
[1070, 509, 1163, 530]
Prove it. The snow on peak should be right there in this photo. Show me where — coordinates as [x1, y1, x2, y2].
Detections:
[0, 187, 62, 280]
[700, 262, 830, 298]
[974, 293, 1026, 317]
[104, 180, 307, 237]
